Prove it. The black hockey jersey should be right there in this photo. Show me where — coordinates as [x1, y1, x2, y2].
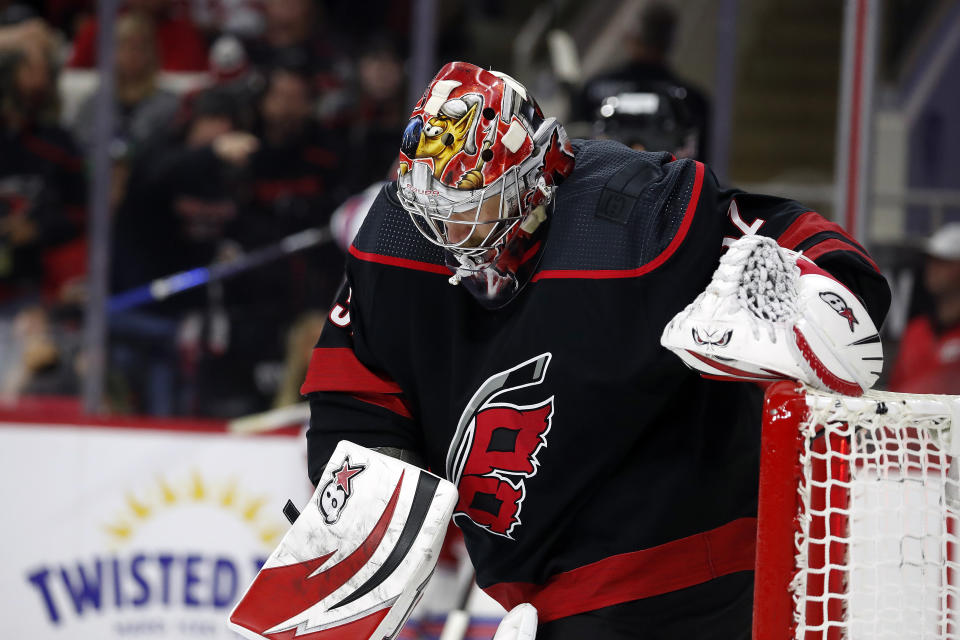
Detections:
[302, 140, 889, 622]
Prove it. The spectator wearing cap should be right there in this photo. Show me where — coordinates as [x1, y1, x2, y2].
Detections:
[207, 33, 251, 85]
[71, 11, 180, 156]
[171, 33, 257, 143]
[69, 0, 208, 72]
[888, 223, 960, 394]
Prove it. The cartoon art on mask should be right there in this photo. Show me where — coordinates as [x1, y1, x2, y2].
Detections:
[401, 92, 484, 186]
[397, 64, 545, 198]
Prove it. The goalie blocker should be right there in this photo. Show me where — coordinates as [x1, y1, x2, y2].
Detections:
[228, 441, 458, 640]
[661, 234, 883, 396]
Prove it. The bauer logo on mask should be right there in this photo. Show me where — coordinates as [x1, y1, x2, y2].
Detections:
[317, 457, 365, 524]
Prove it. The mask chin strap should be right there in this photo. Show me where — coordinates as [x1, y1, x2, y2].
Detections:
[528, 175, 555, 210]
[448, 253, 487, 286]
[448, 261, 468, 286]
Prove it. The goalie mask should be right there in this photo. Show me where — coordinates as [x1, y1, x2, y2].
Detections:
[396, 61, 575, 309]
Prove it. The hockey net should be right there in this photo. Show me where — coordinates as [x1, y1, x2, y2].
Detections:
[755, 381, 960, 640]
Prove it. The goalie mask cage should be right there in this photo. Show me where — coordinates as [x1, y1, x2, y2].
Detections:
[755, 381, 960, 640]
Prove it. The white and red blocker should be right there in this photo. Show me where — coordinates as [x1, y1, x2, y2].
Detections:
[228, 441, 458, 640]
[660, 234, 883, 396]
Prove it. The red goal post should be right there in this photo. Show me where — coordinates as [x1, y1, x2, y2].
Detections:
[755, 381, 960, 640]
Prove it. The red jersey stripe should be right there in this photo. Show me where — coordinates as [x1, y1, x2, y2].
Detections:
[301, 348, 404, 396]
[777, 211, 837, 248]
[482, 516, 756, 623]
[801, 238, 880, 271]
[776, 212, 878, 271]
[349, 245, 451, 275]
[349, 392, 413, 419]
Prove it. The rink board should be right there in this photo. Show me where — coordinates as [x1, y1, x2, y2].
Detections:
[0, 415, 504, 640]
[0, 417, 312, 639]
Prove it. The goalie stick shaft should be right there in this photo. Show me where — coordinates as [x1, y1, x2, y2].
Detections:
[439, 552, 477, 640]
[227, 401, 310, 434]
[108, 226, 333, 313]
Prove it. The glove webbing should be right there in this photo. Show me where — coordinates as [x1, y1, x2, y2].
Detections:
[735, 238, 800, 323]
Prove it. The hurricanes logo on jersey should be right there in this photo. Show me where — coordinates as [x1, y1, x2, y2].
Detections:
[445, 353, 553, 539]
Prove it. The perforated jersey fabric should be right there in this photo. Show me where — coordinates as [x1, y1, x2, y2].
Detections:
[541, 140, 693, 272]
[360, 186, 446, 265]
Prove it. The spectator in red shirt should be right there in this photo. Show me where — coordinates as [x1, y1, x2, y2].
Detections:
[69, 0, 208, 72]
[888, 223, 960, 394]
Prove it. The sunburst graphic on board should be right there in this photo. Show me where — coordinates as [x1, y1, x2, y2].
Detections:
[103, 471, 285, 549]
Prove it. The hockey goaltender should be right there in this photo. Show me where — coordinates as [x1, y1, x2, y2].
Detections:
[228, 62, 890, 640]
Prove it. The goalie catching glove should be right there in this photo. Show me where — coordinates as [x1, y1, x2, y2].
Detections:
[660, 234, 883, 396]
[229, 441, 457, 640]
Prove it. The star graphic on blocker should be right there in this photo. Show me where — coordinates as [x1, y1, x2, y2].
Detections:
[334, 459, 365, 495]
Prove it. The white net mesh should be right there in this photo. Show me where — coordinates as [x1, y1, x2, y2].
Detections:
[792, 387, 960, 640]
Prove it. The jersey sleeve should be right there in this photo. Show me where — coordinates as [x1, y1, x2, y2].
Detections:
[700, 165, 890, 327]
[301, 278, 422, 485]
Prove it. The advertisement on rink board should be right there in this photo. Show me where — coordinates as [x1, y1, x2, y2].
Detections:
[0, 419, 312, 639]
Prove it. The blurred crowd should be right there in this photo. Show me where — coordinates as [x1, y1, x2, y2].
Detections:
[0, 0, 957, 419]
[0, 0, 436, 416]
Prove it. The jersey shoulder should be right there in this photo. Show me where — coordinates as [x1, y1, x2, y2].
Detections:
[540, 139, 702, 273]
[350, 182, 447, 267]
[349, 144, 708, 276]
